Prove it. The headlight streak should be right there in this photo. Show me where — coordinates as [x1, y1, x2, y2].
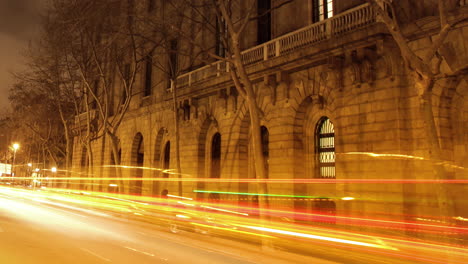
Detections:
[200, 205, 249, 216]
[3, 186, 466, 236]
[237, 224, 399, 250]
[1, 185, 468, 264]
[32, 198, 110, 217]
[190, 222, 276, 238]
[3, 176, 468, 184]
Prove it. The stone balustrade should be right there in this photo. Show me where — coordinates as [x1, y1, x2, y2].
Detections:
[176, 3, 375, 88]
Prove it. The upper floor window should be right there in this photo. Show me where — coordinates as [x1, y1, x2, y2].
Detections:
[144, 54, 153, 97]
[313, 0, 333, 22]
[183, 100, 191, 121]
[167, 39, 178, 89]
[316, 117, 335, 178]
[215, 17, 227, 57]
[257, 0, 271, 44]
[122, 64, 130, 105]
[147, 0, 155, 12]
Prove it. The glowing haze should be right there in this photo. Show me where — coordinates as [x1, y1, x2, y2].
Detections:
[0, 0, 44, 111]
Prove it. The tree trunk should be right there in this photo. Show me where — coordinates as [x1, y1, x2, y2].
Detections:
[86, 141, 94, 191]
[58, 104, 72, 186]
[230, 36, 271, 249]
[108, 131, 123, 194]
[171, 80, 183, 196]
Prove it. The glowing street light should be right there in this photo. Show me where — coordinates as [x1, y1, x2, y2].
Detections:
[51, 167, 57, 173]
[12, 143, 19, 151]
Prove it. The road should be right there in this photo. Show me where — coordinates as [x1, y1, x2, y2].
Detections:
[0, 190, 338, 264]
[0, 186, 467, 264]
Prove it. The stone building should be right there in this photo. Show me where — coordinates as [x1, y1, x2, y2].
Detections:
[72, 0, 468, 224]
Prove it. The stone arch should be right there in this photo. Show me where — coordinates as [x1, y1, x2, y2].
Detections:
[79, 146, 88, 190]
[108, 142, 121, 193]
[293, 97, 338, 179]
[449, 78, 468, 220]
[152, 127, 167, 195]
[450, 78, 468, 170]
[210, 132, 221, 179]
[432, 77, 463, 159]
[235, 102, 272, 207]
[130, 132, 144, 195]
[288, 66, 339, 114]
[162, 141, 171, 178]
[293, 96, 337, 219]
[197, 116, 219, 199]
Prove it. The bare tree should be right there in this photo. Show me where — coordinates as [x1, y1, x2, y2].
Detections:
[136, 2, 207, 196]
[140, 1, 295, 241]
[367, 0, 468, 223]
[46, 0, 148, 192]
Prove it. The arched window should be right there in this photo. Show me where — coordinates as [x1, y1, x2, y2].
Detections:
[109, 149, 120, 193]
[261, 126, 269, 177]
[132, 134, 144, 195]
[211, 133, 221, 178]
[163, 141, 170, 178]
[80, 147, 88, 190]
[317, 117, 335, 178]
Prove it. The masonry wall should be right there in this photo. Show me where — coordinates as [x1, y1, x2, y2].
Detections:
[72, 1, 468, 231]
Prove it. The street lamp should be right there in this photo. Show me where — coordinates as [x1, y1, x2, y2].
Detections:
[11, 143, 19, 179]
[51, 167, 57, 187]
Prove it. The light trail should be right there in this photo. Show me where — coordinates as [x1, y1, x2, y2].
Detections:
[1, 185, 467, 264]
[3, 176, 468, 184]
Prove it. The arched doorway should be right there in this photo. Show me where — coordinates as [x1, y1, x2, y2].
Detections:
[163, 141, 170, 178]
[314, 117, 336, 223]
[131, 133, 144, 195]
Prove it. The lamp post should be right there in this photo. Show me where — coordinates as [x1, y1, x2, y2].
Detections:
[34, 168, 40, 189]
[27, 163, 32, 187]
[11, 143, 19, 182]
[51, 167, 57, 188]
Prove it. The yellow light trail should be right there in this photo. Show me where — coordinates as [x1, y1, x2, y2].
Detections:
[238, 225, 398, 250]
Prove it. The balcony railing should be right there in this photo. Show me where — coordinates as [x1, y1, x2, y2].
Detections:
[176, 3, 375, 88]
[74, 109, 97, 125]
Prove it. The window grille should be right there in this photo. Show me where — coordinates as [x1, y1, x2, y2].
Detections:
[317, 117, 335, 178]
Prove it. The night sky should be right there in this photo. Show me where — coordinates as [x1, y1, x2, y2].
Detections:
[0, 0, 44, 112]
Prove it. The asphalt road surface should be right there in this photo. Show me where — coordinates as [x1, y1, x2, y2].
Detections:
[0, 187, 467, 264]
[0, 191, 339, 264]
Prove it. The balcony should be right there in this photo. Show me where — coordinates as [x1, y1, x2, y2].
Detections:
[74, 109, 97, 125]
[176, 3, 376, 88]
[71, 110, 98, 135]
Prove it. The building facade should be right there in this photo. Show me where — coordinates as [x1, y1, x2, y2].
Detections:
[72, 0, 468, 225]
